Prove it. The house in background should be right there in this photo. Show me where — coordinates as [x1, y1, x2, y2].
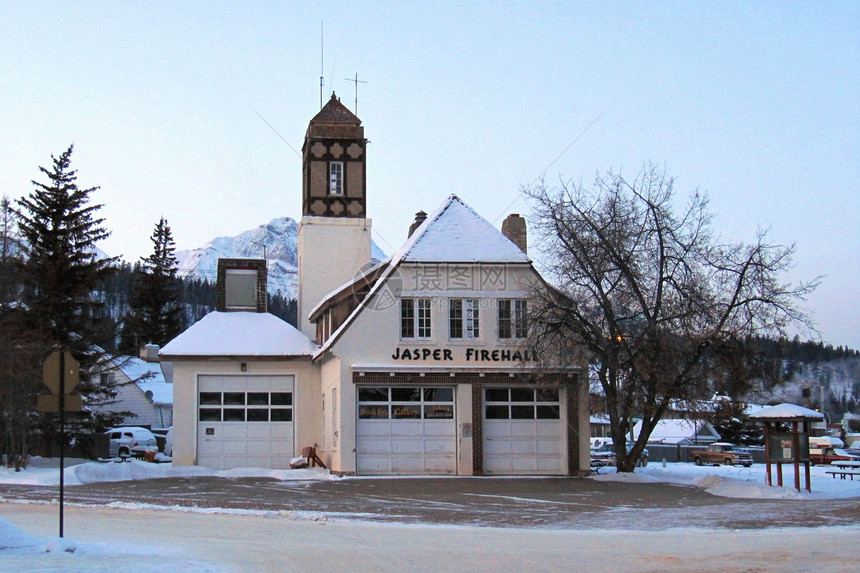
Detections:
[632, 418, 721, 445]
[94, 345, 173, 430]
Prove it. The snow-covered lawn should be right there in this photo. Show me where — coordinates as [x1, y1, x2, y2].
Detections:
[2, 458, 858, 572]
[594, 461, 860, 500]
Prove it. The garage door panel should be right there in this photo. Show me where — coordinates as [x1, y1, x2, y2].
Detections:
[509, 422, 540, 438]
[358, 456, 392, 473]
[390, 421, 423, 437]
[537, 440, 562, 455]
[423, 422, 455, 437]
[391, 457, 424, 473]
[357, 438, 393, 454]
[425, 439, 456, 454]
[358, 422, 393, 437]
[510, 440, 538, 455]
[392, 439, 424, 454]
[484, 438, 512, 455]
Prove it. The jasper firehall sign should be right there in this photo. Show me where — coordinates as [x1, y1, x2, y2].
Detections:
[391, 347, 538, 362]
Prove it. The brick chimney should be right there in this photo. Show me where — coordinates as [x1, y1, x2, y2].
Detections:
[408, 210, 428, 238]
[502, 213, 527, 254]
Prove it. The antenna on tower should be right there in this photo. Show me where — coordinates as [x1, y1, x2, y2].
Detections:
[319, 21, 324, 109]
[344, 73, 368, 115]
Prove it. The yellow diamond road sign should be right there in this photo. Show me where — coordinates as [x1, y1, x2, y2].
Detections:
[42, 350, 80, 395]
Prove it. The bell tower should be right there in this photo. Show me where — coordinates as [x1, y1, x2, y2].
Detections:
[297, 93, 372, 339]
[302, 92, 367, 217]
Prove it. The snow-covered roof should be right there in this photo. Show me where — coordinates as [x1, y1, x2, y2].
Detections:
[312, 195, 532, 358]
[401, 195, 531, 263]
[748, 403, 825, 420]
[160, 312, 318, 358]
[111, 357, 172, 405]
[633, 419, 721, 443]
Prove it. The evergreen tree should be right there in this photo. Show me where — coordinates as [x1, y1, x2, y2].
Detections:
[16, 145, 117, 350]
[120, 217, 183, 353]
[15, 145, 124, 441]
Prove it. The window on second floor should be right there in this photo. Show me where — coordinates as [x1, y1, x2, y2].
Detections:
[401, 298, 432, 339]
[450, 298, 480, 339]
[498, 299, 527, 339]
[329, 162, 343, 195]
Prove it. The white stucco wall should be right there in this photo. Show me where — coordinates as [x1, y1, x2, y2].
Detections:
[297, 216, 372, 339]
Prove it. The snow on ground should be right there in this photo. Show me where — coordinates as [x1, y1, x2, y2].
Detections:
[2, 459, 859, 571]
[592, 462, 860, 500]
[0, 456, 336, 486]
[4, 456, 859, 500]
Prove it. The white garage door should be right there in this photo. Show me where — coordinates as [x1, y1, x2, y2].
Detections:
[197, 375, 294, 470]
[356, 386, 457, 475]
[483, 387, 565, 475]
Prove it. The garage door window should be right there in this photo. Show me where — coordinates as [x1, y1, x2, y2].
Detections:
[484, 387, 560, 419]
[198, 391, 293, 422]
[358, 386, 454, 419]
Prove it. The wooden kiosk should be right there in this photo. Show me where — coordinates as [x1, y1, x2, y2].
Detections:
[749, 403, 824, 492]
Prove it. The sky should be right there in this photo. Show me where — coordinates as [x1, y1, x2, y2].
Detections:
[1, 2, 857, 348]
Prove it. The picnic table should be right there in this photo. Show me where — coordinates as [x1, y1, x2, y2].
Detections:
[824, 460, 860, 480]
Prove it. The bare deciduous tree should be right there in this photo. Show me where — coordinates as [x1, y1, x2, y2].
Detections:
[525, 164, 818, 472]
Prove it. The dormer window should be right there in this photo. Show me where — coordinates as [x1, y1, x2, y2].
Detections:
[224, 268, 258, 310]
[329, 162, 343, 195]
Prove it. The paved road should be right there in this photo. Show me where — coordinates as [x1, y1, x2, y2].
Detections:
[2, 476, 859, 530]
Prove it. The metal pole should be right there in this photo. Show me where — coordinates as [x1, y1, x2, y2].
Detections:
[59, 351, 65, 538]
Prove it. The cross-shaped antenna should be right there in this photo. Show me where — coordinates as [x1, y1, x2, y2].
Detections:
[344, 73, 368, 115]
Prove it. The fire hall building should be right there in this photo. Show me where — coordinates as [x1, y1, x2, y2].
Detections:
[161, 94, 590, 476]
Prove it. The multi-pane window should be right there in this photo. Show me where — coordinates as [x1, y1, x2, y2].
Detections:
[484, 387, 560, 420]
[329, 162, 343, 195]
[401, 298, 432, 339]
[498, 299, 527, 339]
[198, 391, 293, 422]
[449, 298, 480, 339]
[358, 386, 454, 420]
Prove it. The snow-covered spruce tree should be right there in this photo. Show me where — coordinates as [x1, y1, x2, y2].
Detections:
[120, 217, 183, 353]
[525, 164, 818, 472]
[16, 145, 125, 443]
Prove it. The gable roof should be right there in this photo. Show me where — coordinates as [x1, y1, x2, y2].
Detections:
[402, 195, 531, 263]
[111, 356, 172, 405]
[312, 195, 532, 359]
[632, 418, 721, 444]
[160, 311, 318, 359]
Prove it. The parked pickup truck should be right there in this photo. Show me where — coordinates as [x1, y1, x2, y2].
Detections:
[808, 447, 860, 465]
[689, 442, 753, 467]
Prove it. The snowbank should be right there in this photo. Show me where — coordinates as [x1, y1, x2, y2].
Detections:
[591, 462, 860, 499]
[0, 457, 337, 487]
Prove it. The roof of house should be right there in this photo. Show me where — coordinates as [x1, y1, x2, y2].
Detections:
[311, 195, 532, 358]
[110, 356, 172, 405]
[401, 195, 531, 263]
[160, 311, 318, 359]
[632, 418, 721, 444]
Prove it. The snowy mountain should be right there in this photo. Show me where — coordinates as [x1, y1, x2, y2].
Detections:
[175, 216, 386, 300]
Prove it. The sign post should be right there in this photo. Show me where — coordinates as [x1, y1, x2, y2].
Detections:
[37, 350, 81, 538]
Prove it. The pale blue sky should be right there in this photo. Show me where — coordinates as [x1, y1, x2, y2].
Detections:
[1, 2, 858, 348]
